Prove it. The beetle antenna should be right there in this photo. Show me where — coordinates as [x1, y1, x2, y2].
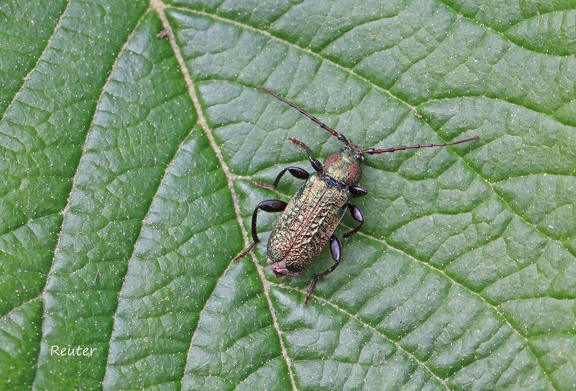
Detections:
[362, 135, 479, 155]
[258, 86, 350, 145]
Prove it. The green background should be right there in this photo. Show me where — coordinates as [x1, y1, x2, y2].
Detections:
[1, 0, 575, 390]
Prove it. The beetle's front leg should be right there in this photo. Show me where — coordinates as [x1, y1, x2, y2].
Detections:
[349, 185, 367, 197]
[304, 204, 364, 306]
[253, 138, 321, 190]
[233, 199, 287, 262]
[252, 166, 309, 189]
[289, 138, 323, 173]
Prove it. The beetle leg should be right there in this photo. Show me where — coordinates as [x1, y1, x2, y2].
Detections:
[304, 204, 364, 305]
[305, 234, 342, 306]
[343, 204, 364, 239]
[252, 166, 309, 189]
[289, 138, 323, 173]
[233, 199, 287, 262]
[349, 185, 367, 197]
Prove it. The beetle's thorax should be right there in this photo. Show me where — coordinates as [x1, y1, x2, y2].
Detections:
[322, 144, 364, 186]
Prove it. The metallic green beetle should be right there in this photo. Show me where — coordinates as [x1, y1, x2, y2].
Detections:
[234, 86, 478, 305]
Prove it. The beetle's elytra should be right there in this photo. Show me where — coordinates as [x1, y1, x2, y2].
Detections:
[234, 86, 478, 306]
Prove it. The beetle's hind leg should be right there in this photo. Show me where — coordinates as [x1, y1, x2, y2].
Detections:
[305, 234, 341, 306]
[304, 204, 364, 306]
[233, 199, 287, 262]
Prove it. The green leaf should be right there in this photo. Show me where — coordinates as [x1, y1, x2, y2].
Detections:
[1, 0, 575, 390]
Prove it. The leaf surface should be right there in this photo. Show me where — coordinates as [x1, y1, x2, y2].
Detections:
[1, 0, 575, 390]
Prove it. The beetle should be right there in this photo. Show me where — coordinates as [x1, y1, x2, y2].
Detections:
[234, 86, 478, 305]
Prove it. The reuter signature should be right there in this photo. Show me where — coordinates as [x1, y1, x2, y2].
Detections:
[50, 345, 97, 357]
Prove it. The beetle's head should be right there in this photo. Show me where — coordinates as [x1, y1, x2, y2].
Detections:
[323, 144, 364, 186]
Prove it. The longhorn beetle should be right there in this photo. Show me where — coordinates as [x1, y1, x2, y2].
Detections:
[234, 86, 478, 305]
